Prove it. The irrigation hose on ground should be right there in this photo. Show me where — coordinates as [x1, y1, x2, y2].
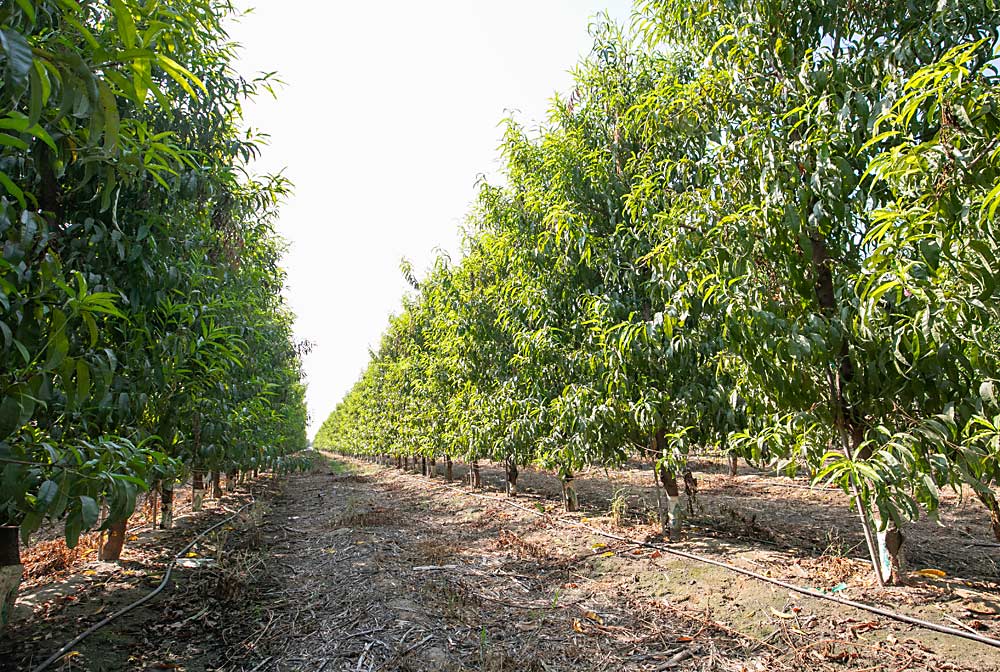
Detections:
[402, 468, 1000, 651]
[30, 500, 257, 672]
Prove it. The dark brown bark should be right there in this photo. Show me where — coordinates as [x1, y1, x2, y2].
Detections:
[212, 471, 223, 499]
[0, 527, 19, 567]
[471, 461, 482, 489]
[429, 458, 436, 479]
[683, 469, 698, 515]
[159, 482, 174, 530]
[0, 527, 21, 629]
[396, 456, 402, 469]
[445, 456, 453, 482]
[561, 472, 578, 512]
[421, 456, 428, 477]
[99, 519, 128, 561]
[506, 461, 519, 497]
[226, 470, 237, 492]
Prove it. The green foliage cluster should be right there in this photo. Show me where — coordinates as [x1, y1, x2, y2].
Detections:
[315, 0, 1000, 580]
[0, 0, 308, 547]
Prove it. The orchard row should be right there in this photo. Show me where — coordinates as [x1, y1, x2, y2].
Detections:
[0, 0, 308, 623]
[316, 0, 1000, 586]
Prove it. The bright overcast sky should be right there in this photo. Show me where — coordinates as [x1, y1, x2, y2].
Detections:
[229, 1, 634, 436]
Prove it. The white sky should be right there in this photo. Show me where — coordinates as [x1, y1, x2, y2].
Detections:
[229, 1, 634, 437]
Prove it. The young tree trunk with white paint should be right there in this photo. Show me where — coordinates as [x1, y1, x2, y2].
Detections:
[505, 460, 519, 497]
[159, 481, 174, 529]
[657, 465, 682, 539]
[192, 471, 205, 512]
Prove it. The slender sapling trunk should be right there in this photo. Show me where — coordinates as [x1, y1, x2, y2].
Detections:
[159, 481, 174, 529]
[561, 472, 578, 512]
[977, 489, 1000, 541]
[445, 456, 453, 483]
[470, 460, 482, 489]
[99, 519, 128, 562]
[656, 465, 682, 539]
[211, 471, 223, 499]
[192, 471, 205, 512]
[505, 460, 519, 497]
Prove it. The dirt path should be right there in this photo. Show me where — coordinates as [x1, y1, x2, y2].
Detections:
[3, 456, 999, 671]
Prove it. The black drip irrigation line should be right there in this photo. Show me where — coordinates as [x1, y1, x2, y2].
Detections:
[379, 465, 1000, 651]
[30, 500, 258, 672]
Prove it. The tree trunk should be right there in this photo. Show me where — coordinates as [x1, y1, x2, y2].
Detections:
[227, 470, 237, 492]
[977, 489, 1000, 541]
[429, 458, 436, 479]
[657, 465, 682, 539]
[0, 527, 21, 628]
[470, 460, 482, 489]
[421, 456, 428, 477]
[396, 456, 402, 469]
[148, 486, 159, 525]
[505, 460, 519, 497]
[403, 456, 410, 471]
[99, 519, 128, 561]
[211, 471, 223, 499]
[192, 471, 205, 512]
[159, 481, 174, 530]
[561, 472, 578, 512]
[810, 230, 891, 585]
[445, 456, 453, 483]
[728, 453, 738, 477]
[683, 469, 698, 516]
[252, 468, 259, 479]
[876, 521, 907, 585]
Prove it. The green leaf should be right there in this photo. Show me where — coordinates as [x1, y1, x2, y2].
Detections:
[0, 28, 34, 88]
[980, 381, 996, 408]
[97, 79, 120, 152]
[14, 0, 36, 22]
[27, 60, 43, 127]
[37, 480, 58, 510]
[0, 170, 25, 209]
[110, 0, 138, 50]
[155, 54, 207, 96]
[76, 360, 91, 402]
[80, 496, 99, 527]
[0, 133, 29, 151]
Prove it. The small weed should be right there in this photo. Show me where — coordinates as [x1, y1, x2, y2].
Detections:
[609, 488, 630, 526]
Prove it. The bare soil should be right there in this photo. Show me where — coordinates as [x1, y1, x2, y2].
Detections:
[1, 455, 998, 671]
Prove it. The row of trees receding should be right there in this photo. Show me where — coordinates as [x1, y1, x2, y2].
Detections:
[316, 0, 1000, 586]
[1, 0, 308, 626]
